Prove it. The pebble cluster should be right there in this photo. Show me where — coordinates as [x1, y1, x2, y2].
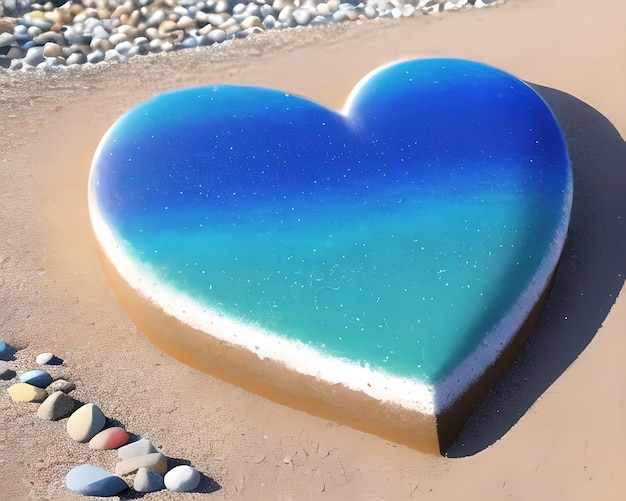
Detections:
[0, 336, 202, 497]
[0, 0, 503, 71]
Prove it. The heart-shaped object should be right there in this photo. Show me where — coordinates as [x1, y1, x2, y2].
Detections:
[89, 59, 572, 453]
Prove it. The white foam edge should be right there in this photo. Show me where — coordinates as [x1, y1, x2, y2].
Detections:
[88, 203, 436, 415]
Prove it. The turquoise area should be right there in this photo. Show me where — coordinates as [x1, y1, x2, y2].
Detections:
[91, 59, 571, 385]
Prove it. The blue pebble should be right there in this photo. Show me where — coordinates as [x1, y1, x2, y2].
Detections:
[0, 337, 14, 361]
[66, 464, 128, 497]
[19, 369, 53, 388]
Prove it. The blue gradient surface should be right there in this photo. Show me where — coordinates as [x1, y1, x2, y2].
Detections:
[90, 59, 571, 385]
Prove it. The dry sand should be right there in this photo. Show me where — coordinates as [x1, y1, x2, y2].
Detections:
[1, 0, 626, 498]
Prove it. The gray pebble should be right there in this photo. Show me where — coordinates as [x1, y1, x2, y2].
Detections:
[277, 6, 297, 28]
[144, 27, 159, 40]
[147, 10, 166, 27]
[161, 40, 175, 52]
[87, 50, 104, 63]
[104, 48, 123, 62]
[363, 5, 378, 19]
[12, 25, 28, 43]
[91, 25, 110, 40]
[148, 38, 163, 52]
[118, 438, 158, 460]
[115, 40, 135, 56]
[262, 15, 277, 29]
[66, 52, 87, 65]
[46, 379, 76, 394]
[26, 25, 42, 39]
[134, 467, 164, 493]
[260, 5, 274, 17]
[179, 36, 198, 49]
[214, 0, 230, 14]
[24, 46, 45, 66]
[207, 28, 227, 43]
[64, 27, 89, 46]
[292, 8, 314, 26]
[37, 391, 75, 420]
[310, 15, 331, 26]
[0, 32, 15, 47]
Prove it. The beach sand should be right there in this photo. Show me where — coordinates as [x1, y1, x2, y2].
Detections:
[1, 0, 626, 498]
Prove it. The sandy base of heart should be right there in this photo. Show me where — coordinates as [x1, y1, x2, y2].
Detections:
[2, 0, 626, 498]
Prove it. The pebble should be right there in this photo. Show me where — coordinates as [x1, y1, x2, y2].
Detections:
[0, 336, 9, 360]
[24, 45, 45, 66]
[134, 467, 165, 493]
[0, 360, 12, 378]
[35, 352, 53, 365]
[0, 32, 16, 47]
[206, 28, 227, 43]
[164, 465, 201, 492]
[104, 48, 123, 62]
[46, 378, 75, 394]
[19, 369, 53, 388]
[89, 426, 130, 450]
[66, 52, 87, 65]
[7, 382, 48, 402]
[37, 390, 75, 420]
[66, 464, 128, 497]
[115, 452, 168, 476]
[66, 402, 107, 442]
[292, 7, 314, 26]
[0, 0, 502, 70]
[118, 438, 158, 460]
[43, 42, 61, 57]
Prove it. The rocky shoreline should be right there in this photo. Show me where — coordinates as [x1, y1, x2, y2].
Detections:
[0, 0, 503, 71]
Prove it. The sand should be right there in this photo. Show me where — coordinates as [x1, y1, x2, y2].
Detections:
[1, 0, 626, 498]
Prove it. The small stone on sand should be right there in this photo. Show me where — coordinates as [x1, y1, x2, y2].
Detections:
[134, 467, 164, 493]
[7, 382, 47, 402]
[19, 369, 53, 388]
[46, 379, 75, 394]
[35, 352, 62, 365]
[66, 464, 127, 497]
[37, 390, 75, 420]
[164, 465, 201, 492]
[35, 352, 53, 365]
[67, 403, 106, 442]
[115, 452, 168, 476]
[89, 427, 130, 450]
[118, 438, 157, 460]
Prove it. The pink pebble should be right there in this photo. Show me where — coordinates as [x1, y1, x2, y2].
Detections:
[88, 427, 130, 450]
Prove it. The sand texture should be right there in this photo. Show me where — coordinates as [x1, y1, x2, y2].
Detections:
[1, 0, 626, 498]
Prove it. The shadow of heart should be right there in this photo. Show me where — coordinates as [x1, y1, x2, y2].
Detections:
[446, 84, 626, 457]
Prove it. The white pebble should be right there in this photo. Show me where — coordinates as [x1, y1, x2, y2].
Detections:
[35, 352, 54, 365]
[164, 465, 201, 492]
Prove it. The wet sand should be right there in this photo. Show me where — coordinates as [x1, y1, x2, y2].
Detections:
[1, 0, 626, 498]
